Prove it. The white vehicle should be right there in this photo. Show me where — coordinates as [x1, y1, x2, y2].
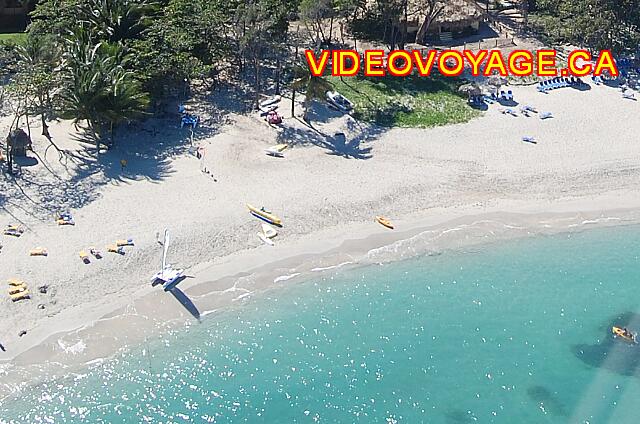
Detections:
[326, 91, 354, 112]
[151, 229, 185, 291]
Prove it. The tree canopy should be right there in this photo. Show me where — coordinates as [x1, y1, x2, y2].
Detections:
[529, 0, 640, 54]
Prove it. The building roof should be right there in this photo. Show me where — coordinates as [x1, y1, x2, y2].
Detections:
[435, 0, 485, 25]
[7, 128, 31, 148]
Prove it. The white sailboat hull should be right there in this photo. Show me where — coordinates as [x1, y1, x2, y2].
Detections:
[152, 229, 185, 291]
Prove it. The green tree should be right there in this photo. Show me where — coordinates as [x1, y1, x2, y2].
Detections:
[14, 34, 59, 141]
[291, 62, 333, 123]
[59, 30, 149, 147]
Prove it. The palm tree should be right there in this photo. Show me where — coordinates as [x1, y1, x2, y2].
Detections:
[59, 29, 149, 149]
[290, 62, 333, 123]
[78, 0, 158, 44]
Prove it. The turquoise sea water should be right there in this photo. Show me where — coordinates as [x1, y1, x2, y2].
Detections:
[3, 225, 640, 423]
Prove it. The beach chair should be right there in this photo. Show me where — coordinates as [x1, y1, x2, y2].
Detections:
[4, 225, 24, 237]
[501, 108, 517, 116]
[116, 238, 134, 247]
[522, 105, 537, 113]
[56, 212, 75, 226]
[622, 92, 636, 100]
[540, 112, 553, 120]
[507, 90, 514, 100]
[483, 95, 496, 104]
[29, 247, 48, 256]
[89, 247, 102, 259]
[9, 285, 27, 295]
[10, 290, 30, 302]
[522, 136, 536, 144]
[8, 278, 25, 287]
[107, 244, 125, 255]
[79, 250, 90, 264]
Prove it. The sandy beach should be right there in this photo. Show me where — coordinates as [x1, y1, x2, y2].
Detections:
[1, 81, 640, 395]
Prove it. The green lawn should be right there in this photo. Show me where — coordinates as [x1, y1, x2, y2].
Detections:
[0, 33, 26, 44]
[328, 74, 481, 128]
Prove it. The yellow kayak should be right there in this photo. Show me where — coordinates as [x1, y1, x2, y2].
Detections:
[247, 204, 282, 227]
[376, 216, 394, 229]
[612, 326, 637, 343]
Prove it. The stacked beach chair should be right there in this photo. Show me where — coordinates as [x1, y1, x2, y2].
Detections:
[106, 238, 134, 255]
[3, 225, 24, 237]
[538, 77, 587, 92]
[8, 279, 30, 302]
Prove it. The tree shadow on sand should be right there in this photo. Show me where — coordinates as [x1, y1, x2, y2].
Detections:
[278, 116, 384, 160]
[572, 312, 640, 377]
[0, 116, 221, 221]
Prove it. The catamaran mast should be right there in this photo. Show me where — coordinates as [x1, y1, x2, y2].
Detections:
[161, 229, 169, 275]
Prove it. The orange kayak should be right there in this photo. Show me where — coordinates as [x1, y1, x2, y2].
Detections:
[376, 216, 394, 229]
[612, 326, 637, 343]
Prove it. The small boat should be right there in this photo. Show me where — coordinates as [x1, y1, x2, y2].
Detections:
[265, 149, 284, 158]
[612, 326, 637, 343]
[265, 110, 283, 125]
[376, 216, 394, 229]
[257, 232, 275, 246]
[265, 144, 287, 158]
[326, 91, 354, 113]
[261, 223, 277, 239]
[259, 96, 281, 109]
[247, 204, 282, 227]
[258, 105, 278, 117]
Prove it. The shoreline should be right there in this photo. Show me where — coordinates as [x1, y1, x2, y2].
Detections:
[1, 81, 640, 399]
[2, 194, 640, 398]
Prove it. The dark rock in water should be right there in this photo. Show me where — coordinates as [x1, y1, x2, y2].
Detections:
[38, 285, 48, 294]
[527, 385, 568, 416]
[18, 330, 27, 337]
[445, 409, 478, 423]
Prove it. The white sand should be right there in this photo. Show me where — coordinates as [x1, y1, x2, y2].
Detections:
[0, 82, 639, 375]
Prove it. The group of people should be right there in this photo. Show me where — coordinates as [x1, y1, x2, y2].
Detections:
[620, 327, 637, 343]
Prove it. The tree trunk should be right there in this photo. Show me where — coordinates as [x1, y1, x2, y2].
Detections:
[291, 89, 296, 118]
[5, 140, 11, 174]
[415, 19, 429, 44]
[275, 55, 281, 95]
[41, 114, 49, 138]
[25, 111, 31, 140]
[328, 16, 334, 45]
[415, 4, 444, 45]
[401, 0, 408, 50]
[254, 54, 261, 110]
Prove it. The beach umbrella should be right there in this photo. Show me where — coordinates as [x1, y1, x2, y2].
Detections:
[458, 83, 481, 97]
[486, 75, 507, 93]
